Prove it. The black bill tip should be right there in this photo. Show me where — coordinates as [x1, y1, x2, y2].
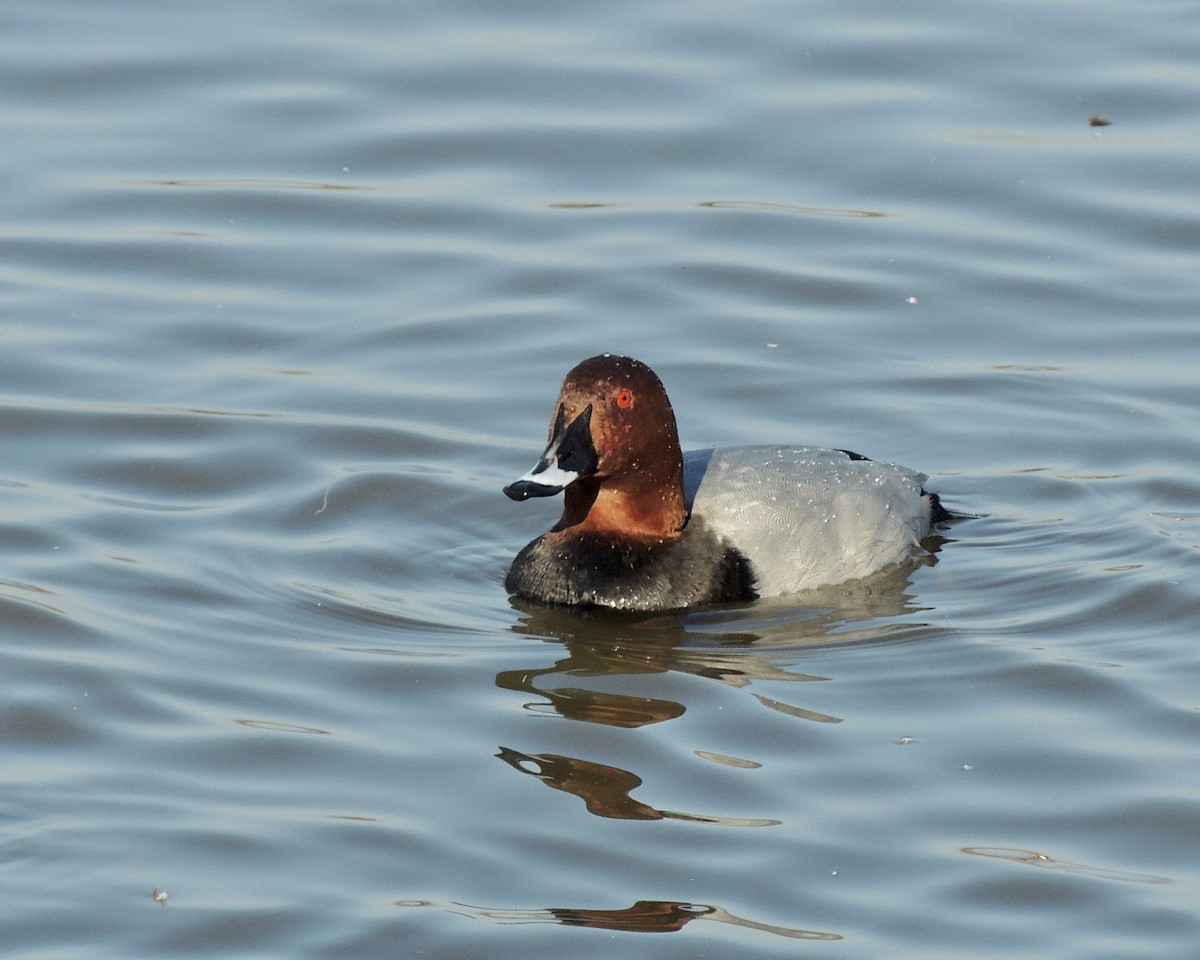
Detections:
[503, 479, 564, 501]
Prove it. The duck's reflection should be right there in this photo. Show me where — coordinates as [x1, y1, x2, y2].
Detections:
[496, 565, 943, 823]
[496, 617, 840, 729]
[398, 896, 841, 940]
[495, 665, 684, 728]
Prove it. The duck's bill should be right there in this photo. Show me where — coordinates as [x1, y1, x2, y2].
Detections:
[503, 403, 597, 502]
[503, 460, 580, 500]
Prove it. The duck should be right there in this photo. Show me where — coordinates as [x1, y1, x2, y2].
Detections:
[503, 354, 951, 612]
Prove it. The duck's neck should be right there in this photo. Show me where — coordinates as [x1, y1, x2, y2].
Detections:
[553, 469, 687, 542]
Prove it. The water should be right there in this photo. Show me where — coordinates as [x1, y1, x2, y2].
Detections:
[3, 1, 1199, 957]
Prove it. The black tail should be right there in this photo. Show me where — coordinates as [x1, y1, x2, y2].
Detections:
[924, 490, 964, 525]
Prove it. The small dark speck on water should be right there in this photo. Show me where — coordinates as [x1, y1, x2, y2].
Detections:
[1088, 114, 1111, 127]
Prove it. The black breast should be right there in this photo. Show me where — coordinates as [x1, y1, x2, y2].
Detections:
[506, 517, 757, 612]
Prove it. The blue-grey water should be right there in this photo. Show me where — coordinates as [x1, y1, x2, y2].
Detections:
[3, 1, 1199, 957]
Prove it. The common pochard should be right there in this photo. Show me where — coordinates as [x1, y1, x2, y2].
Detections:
[504, 354, 950, 611]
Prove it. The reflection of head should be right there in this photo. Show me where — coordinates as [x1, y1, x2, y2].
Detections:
[496, 748, 661, 820]
[495, 746, 780, 827]
[397, 897, 843, 941]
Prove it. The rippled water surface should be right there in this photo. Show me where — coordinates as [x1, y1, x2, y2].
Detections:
[3, 1, 1199, 957]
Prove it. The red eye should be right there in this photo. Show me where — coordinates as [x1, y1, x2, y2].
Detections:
[615, 388, 633, 409]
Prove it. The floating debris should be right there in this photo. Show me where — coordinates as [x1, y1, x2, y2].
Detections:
[1088, 115, 1111, 127]
[148, 887, 169, 908]
[962, 847, 1171, 884]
